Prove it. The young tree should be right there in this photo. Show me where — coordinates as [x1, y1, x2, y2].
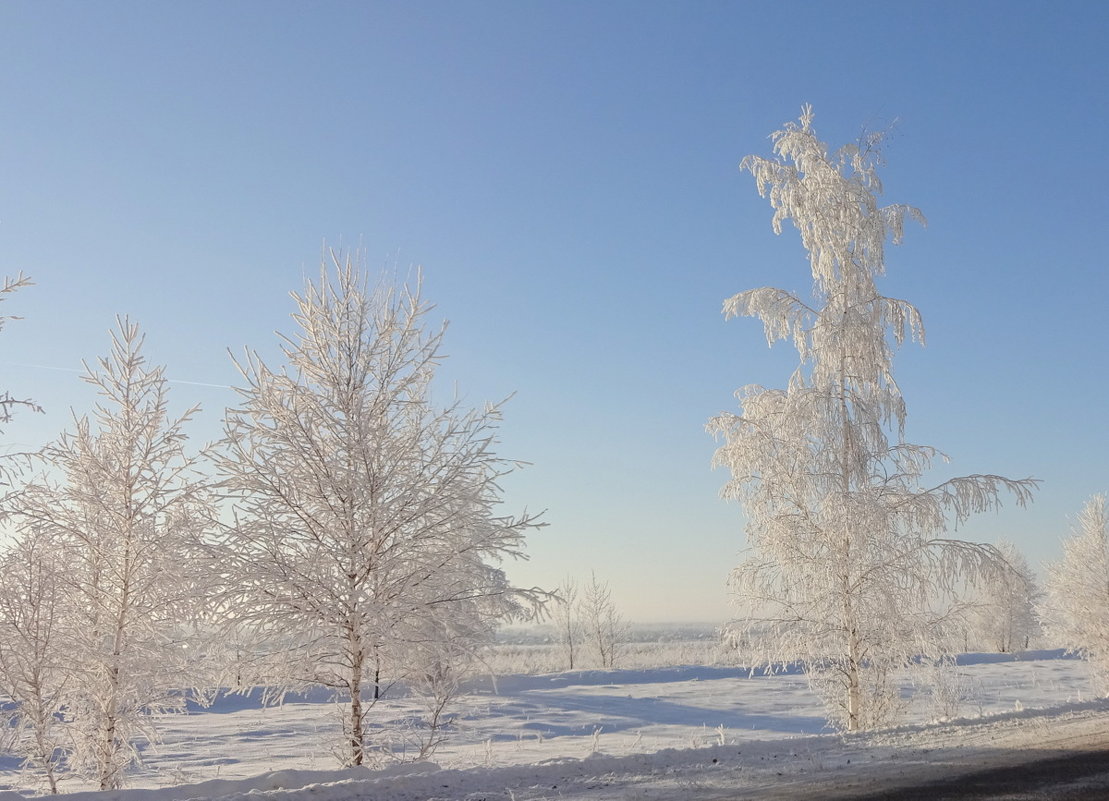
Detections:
[580, 572, 627, 669]
[1045, 495, 1109, 681]
[552, 576, 581, 670]
[401, 598, 494, 760]
[709, 107, 1037, 731]
[0, 273, 62, 792]
[7, 319, 211, 789]
[211, 253, 543, 766]
[969, 540, 1039, 653]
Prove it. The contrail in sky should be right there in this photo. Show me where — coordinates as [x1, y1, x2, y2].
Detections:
[3, 362, 231, 390]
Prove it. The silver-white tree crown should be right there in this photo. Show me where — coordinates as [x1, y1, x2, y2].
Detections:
[213, 252, 543, 765]
[1045, 494, 1109, 683]
[710, 107, 1037, 731]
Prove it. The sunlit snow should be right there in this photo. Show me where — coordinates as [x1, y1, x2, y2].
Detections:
[4, 650, 1101, 800]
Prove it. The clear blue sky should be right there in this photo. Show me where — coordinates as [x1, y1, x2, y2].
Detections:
[2, 1, 1107, 621]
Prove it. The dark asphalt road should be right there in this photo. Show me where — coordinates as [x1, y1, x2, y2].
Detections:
[846, 749, 1109, 800]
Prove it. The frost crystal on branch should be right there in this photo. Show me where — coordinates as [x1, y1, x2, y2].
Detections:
[709, 107, 1037, 731]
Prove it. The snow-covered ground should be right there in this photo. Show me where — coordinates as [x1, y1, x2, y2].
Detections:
[4, 650, 1106, 799]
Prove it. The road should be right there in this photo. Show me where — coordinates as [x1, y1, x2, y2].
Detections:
[702, 705, 1109, 801]
[849, 749, 1109, 800]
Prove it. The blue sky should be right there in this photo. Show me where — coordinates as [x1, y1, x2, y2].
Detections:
[2, 1, 1107, 621]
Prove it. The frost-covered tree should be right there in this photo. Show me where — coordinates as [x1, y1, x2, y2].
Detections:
[401, 599, 495, 760]
[211, 253, 542, 766]
[0, 529, 68, 794]
[580, 572, 627, 669]
[7, 320, 211, 789]
[552, 576, 581, 670]
[709, 107, 1037, 731]
[1045, 495, 1109, 680]
[0, 274, 64, 792]
[968, 540, 1039, 653]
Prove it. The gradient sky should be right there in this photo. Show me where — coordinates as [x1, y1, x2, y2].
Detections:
[2, 1, 1107, 622]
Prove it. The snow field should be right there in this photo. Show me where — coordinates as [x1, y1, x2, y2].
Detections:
[2, 649, 1101, 799]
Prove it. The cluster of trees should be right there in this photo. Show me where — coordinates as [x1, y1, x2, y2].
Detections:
[0, 257, 543, 791]
[949, 508, 1109, 679]
[552, 573, 629, 670]
[962, 540, 1040, 654]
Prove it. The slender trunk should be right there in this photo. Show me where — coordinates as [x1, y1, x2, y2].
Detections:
[29, 680, 58, 795]
[100, 616, 128, 789]
[39, 725, 58, 795]
[99, 664, 121, 790]
[845, 627, 862, 732]
[100, 540, 133, 791]
[565, 619, 575, 670]
[349, 634, 365, 766]
[842, 565, 862, 732]
[836, 278, 863, 733]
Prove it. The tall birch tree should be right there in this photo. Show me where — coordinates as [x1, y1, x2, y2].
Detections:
[212, 253, 542, 766]
[709, 107, 1037, 731]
